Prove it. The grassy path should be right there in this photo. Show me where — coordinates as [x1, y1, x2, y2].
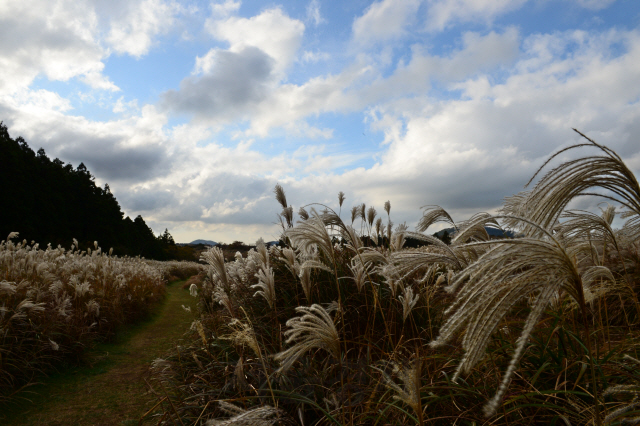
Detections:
[3, 280, 197, 426]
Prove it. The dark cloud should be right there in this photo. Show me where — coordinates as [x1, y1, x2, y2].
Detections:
[53, 134, 168, 182]
[161, 47, 275, 121]
[118, 188, 177, 212]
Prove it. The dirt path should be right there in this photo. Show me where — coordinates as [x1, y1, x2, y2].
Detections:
[3, 280, 197, 426]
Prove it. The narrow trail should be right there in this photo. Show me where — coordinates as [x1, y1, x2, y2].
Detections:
[4, 280, 197, 426]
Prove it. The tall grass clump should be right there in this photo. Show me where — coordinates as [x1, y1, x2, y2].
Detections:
[0, 236, 167, 404]
[149, 130, 640, 425]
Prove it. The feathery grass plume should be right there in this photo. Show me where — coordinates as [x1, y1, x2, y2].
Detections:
[224, 318, 261, 357]
[201, 247, 231, 291]
[399, 286, 419, 322]
[274, 304, 340, 373]
[206, 401, 291, 426]
[299, 267, 313, 300]
[360, 203, 366, 221]
[281, 205, 294, 228]
[350, 205, 358, 224]
[416, 205, 457, 233]
[385, 200, 391, 216]
[452, 212, 501, 244]
[252, 267, 276, 309]
[521, 129, 640, 235]
[375, 359, 423, 425]
[603, 355, 640, 425]
[430, 217, 610, 417]
[256, 238, 270, 270]
[348, 258, 371, 292]
[375, 217, 383, 238]
[189, 283, 198, 297]
[298, 206, 309, 221]
[338, 191, 345, 208]
[556, 208, 621, 258]
[367, 206, 377, 228]
[274, 183, 288, 209]
[388, 231, 468, 281]
[341, 225, 363, 253]
[279, 247, 298, 277]
[285, 209, 334, 264]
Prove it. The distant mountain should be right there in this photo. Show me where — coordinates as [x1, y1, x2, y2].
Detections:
[187, 239, 218, 246]
[433, 227, 516, 239]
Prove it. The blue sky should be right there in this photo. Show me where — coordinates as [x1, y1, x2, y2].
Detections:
[1, 0, 639, 243]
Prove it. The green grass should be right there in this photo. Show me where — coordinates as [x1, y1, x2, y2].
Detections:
[1, 279, 197, 426]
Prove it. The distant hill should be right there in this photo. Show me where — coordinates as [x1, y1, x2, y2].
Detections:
[186, 239, 218, 246]
[434, 227, 516, 239]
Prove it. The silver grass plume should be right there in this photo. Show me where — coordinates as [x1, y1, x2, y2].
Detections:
[274, 304, 340, 372]
[201, 247, 230, 291]
[206, 401, 290, 426]
[520, 129, 640, 236]
[384, 200, 391, 216]
[299, 267, 313, 300]
[226, 318, 261, 357]
[452, 212, 501, 244]
[430, 217, 610, 417]
[341, 225, 363, 253]
[298, 206, 309, 221]
[274, 183, 288, 209]
[285, 210, 335, 269]
[350, 206, 358, 224]
[360, 203, 366, 221]
[280, 248, 298, 277]
[338, 191, 345, 208]
[367, 206, 377, 228]
[389, 231, 468, 279]
[252, 267, 276, 309]
[281, 206, 294, 228]
[374, 359, 423, 423]
[256, 238, 270, 269]
[603, 355, 640, 425]
[399, 286, 419, 322]
[416, 205, 456, 233]
[375, 217, 383, 238]
[348, 259, 371, 292]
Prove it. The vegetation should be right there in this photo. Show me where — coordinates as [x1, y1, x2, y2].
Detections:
[0, 235, 167, 405]
[145, 131, 640, 425]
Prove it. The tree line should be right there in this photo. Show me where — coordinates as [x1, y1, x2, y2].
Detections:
[0, 122, 195, 260]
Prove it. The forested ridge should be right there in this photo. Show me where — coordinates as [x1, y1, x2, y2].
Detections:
[0, 122, 190, 260]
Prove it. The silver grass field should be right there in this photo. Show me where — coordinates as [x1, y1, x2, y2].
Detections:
[144, 131, 640, 425]
[4, 130, 640, 425]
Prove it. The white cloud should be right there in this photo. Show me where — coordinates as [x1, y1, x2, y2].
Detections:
[572, 0, 616, 10]
[205, 6, 305, 74]
[106, 0, 180, 57]
[0, 0, 117, 94]
[352, 0, 422, 46]
[425, 0, 528, 32]
[301, 50, 331, 63]
[210, 0, 241, 19]
[306, 0, 326, 26]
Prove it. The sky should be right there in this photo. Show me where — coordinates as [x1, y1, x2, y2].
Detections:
[1, 0, 639, 244]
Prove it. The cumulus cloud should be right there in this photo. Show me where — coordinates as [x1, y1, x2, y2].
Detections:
[352, 0, 422, 46]
[0, 0, 117, 94]
[205, 6, 305, 74]
[2, 102, 171, 182]
[105, 0, 180, 57]
[161, 47, 275, 123]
